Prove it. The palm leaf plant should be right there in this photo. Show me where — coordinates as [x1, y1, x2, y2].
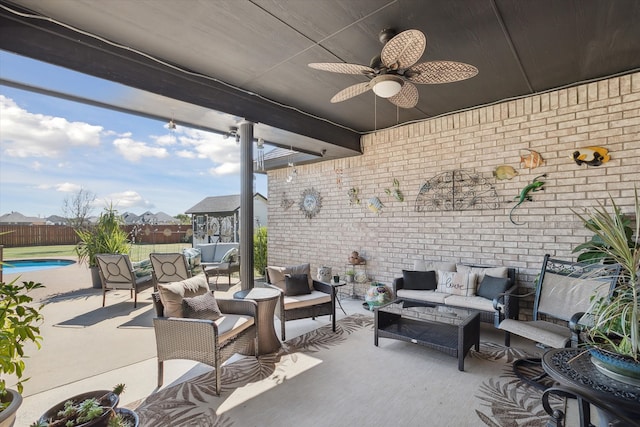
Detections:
[75, 206, 130, 268]
[573, 187, 640, 360]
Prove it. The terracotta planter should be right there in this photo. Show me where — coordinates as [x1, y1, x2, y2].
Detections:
[0, 389, 22, 427]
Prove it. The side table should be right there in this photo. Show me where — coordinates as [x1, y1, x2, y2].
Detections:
[541, 348, 640, 426]
[318, 280, 348, 332]
[234, 287, 281, 355]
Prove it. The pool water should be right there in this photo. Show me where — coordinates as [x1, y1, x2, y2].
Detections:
[2, 259, 76, 274]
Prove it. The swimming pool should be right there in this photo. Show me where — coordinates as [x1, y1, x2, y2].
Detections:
[2, 259, 76, 274]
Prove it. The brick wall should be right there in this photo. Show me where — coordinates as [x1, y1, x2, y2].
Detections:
[267, 72, 640, 317]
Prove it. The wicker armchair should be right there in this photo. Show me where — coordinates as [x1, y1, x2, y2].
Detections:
[265, 265, 335, 341]
[152, 292, 258, 395]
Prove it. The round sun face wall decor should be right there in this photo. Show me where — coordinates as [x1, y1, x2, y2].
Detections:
[299, 188, 322, 219]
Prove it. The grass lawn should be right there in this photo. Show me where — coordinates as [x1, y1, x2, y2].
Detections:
[1, 243, 191, 262]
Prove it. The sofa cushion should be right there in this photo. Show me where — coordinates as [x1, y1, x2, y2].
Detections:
[476, 275, 511, 301]
[197, 243, 239, 263]
[413, 260, 456, 272]
[437, 271, 477, 296]
[220, 247, 238, 263]
[443, 295, 496, 312]
[456, 265, 508, 284]
[267, 263, 313, 291]
[285, 274, 312, 296]
[396, 289, 448, 304]
[182, 291, 222, 320]
[282, 290, 332, 310]
[157, 273, 209, 317]
[402, 270, 437, 290]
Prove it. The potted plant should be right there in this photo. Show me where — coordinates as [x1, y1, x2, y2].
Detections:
[31, 384, 137, 427]
[345, 269, 355, 283]
[574, 187, 640, 381]
[75, 206, 130, 288]
[0, 278, 45, 427]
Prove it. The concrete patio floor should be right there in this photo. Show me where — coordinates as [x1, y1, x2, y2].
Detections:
[4, 260, 369, 426]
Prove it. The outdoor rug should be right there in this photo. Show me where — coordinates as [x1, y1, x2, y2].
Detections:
[134, 314, 557, 426]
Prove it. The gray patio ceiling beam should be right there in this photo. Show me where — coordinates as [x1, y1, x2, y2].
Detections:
[0, 9, 361, 153]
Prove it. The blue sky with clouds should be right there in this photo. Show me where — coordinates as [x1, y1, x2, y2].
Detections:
[0, 51, 268, 218]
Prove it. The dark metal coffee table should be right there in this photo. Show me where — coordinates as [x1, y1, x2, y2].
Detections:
[375, 298, 480, 371]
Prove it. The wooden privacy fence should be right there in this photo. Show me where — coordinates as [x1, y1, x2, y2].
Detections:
[0, 225, 192, 247]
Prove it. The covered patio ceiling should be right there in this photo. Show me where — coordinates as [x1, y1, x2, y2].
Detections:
[1, 0, 639, 170]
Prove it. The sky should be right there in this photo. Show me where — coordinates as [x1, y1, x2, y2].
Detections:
[0, 51, 268, 218]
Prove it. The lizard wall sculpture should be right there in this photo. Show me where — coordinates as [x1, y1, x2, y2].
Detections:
[509, 174, 547, 225]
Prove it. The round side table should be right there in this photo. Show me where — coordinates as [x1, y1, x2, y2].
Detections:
[234, 287, 281, 355]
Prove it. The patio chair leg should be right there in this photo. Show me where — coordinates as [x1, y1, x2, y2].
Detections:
[134, 290, 137, 308]
[157, 361, 164, 387]
[281, 318, 286, 341]
[102, 290, 106, 307]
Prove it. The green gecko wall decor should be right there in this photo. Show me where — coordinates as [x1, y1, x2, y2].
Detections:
[509, 174, 547, 225]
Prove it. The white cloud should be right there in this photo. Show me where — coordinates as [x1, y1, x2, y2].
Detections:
[31, 161, 42, 171]
[0, 95, 102, 158]
[113, 137, 169, 162]
[95, 190, 154, 210]
[176, 150, 196, 159]
[153, 133, 177, 146]
[208, 162, 240, 176]
[55, 182, 82, 193]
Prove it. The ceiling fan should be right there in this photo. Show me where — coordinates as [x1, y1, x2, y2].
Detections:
[309, 28, 478, 109]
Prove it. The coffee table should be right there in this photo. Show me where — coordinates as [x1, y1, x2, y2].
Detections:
[375, 298, 480, 371]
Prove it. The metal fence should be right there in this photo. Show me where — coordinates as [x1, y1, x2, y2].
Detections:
[0, 224, 192, 247]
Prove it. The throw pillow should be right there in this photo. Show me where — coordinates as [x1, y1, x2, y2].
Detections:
[437, 271, 477, 296]
[157, 273, 209, 317]
[221, 247, 238, 263]
[182, 291, 222, 320]
[476, 275, 511, 301]
[267, 263, 312, 291]
[285, 274, 312, 296]
[402, 270, 437, 290]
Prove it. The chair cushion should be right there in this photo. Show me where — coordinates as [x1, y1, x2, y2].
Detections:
[182, 291, 222, 321]
[157, 273, 209, 317]
[216, 314, 254, 343]
[285, 274, 311, 296]
[267, 263, 312, 291]
[437, 271, 477, 296]
[402, 270, 437, 290]
[476, 275, 510, 301]
[220, 247, 238, 263]
[499, 319, 571, 348]
[282, 290, 331, 310]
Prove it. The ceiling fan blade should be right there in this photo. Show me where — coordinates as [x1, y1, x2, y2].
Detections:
[308, 62, 375, 76]
[381, 29, 426, 70]
[407, 61, 479, 84]
[388, 82, 419, 109]
[330, 82, 372, 103]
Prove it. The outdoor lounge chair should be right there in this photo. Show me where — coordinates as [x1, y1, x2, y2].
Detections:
[265, 263, 335, 341]
[149, 253, 191, 289]
[498, 254, 620, 389]
[152, 274, 258, 395]
[95, 253, 150, 308]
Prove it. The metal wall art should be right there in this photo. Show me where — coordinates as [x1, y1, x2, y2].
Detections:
[493, 165, 518, 180]
[299, 188, 322, 219]
[367, 197, 384, 215]
[572, 146, 610, 166]
[509, 174, 547, 225]
[385, 178, 404, 201]
[415, 169, 500, 212]
[348, 187, 360, 205]
[280, 192, 295, 210]
[520, 149, 544, 169]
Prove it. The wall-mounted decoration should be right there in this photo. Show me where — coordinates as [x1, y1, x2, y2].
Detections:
[520, 149, 544, 170]
[415, 169, 499, 212]
[385, 178, 404, 201]
[493, 165, 518, 180]
[348, 187, 360, 205]
[367, 197, 384, 215]
[335, 168, 343, 187]
[280, 192, 295, 210]
[509, 174, 547, 225]
[348, 251, 366, 265]
[572, 146, 610, 166]
[299, 188, 322, 219]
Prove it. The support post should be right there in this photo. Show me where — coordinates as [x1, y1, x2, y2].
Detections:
[239, 121, 255, 290]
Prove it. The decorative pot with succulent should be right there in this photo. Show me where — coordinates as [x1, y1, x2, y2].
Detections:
[31, 384, 137, 427]
[574, 188, 640, 382]
[75, 206, 130, 288]
[0, 278, 45, 427]
[345, 269, 355, 283]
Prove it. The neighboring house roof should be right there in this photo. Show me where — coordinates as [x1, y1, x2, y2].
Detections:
[0, 211, 45, 225]
[121, 212, 140, 224]
[186, 193, 267, 215]
[46, 215, 68, 225]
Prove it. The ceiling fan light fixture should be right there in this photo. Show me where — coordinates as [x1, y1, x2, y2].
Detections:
[372, 75, 403, 98]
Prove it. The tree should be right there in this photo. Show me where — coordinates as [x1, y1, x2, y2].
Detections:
[253, 226, 268, 277]
[174, 213, 191, 225]
[62, 188, 96, 229]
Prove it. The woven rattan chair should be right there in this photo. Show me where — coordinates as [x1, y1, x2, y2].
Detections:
[149, 253, 191, 288]
[265, 265, 335, 341]
[498, 254, 620, 388]
[95, 254, 150, 308]
[152, 292, 258, 395]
